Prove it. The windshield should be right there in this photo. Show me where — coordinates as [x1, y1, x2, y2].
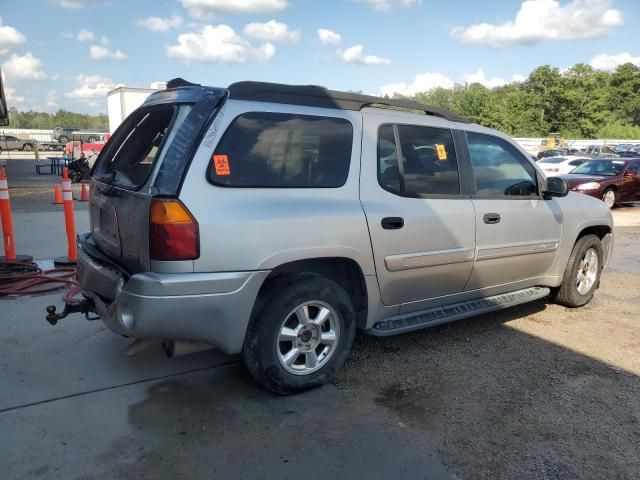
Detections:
[569, 160, 625, 176]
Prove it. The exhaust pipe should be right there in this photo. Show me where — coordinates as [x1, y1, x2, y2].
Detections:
[162, 340, 214, 358]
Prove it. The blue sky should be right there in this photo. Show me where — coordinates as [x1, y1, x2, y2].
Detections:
[1, 0, 638, 113]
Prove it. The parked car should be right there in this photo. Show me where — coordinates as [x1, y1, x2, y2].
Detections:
[537, 148, 568, 159]
[52, 126, 107, 144]
[562, 158, 640, 208]
[49, 79, 614, 394]
[538, 155, 590, 176]
[0, 134, 38, 152]
[584, 144, 618, 157]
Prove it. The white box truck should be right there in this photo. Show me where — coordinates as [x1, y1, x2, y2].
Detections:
[106, 83, 165, 133]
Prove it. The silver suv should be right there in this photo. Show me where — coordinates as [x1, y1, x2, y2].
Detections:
[53, 79, 614, 394]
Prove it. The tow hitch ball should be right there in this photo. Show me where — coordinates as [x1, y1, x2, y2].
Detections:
[46, 299, 98, 325]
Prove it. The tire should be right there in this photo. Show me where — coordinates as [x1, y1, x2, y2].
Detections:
[243, 273, 356, 395]
[552, 234, 603, 308]
[22, 143, 33, 151]
[59, 136, 69, 144]
[602, 188, 617, 209]
[87, 136, 97, 143]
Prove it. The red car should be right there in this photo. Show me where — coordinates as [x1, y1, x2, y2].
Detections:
[560, 158, 640, 208]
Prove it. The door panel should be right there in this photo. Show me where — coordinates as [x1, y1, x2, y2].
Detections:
[467, 198, 562, 289]
[464, 131, 562, 289]
[360, 113, 476, 306]
[620, 162, 640, 201]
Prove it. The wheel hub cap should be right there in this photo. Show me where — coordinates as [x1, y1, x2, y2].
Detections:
[276, 301, 340, 375]
[576, 247, 599, 295]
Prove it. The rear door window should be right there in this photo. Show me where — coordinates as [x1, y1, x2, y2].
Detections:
[208, 112, 353, 188]
[93, 105, 175, 189]
[378, 124, 461, 196]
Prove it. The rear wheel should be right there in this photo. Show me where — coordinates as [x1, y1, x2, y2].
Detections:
[87, 136, 97, 143]
[602, 188, 616, 209]
[552, 234, 603, 307]
[243, 273, 356, 395]
[59, 136, 69, 144]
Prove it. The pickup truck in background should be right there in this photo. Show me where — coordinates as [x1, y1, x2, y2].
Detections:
[52, 127, 108, 144]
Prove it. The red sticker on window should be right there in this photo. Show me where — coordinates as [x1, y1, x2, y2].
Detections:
[212, 154, 230, 176]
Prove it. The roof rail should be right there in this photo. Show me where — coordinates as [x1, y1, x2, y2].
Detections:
[227, 81, 470, 124]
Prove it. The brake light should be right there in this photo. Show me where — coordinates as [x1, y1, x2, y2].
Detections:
[149, 199, 199, 261]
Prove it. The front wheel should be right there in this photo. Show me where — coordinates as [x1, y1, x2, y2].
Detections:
[87, 136, 97, 143]
[23, 143, 33, 151]
[552, 234, 603, 307]
[243, 273, 356, 395]
[58, 136, 69, 144]
[602, 188, 617, 209]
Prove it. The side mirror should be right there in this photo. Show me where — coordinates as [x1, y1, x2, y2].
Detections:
[544, 176, 569, 197]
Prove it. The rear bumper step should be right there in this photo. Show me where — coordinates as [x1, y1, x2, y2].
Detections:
[368, 286, 550, 336]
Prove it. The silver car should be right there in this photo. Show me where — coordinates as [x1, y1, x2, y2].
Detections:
[50, 79, 614, 394]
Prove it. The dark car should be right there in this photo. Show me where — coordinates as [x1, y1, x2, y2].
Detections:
[561, 158, 640, 208]
[537, 148, 568, 159]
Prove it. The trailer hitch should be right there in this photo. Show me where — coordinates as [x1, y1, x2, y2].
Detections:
[46, 298, 98, 325]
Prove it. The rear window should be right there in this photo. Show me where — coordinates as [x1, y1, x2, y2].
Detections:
[93, 105, 175, 189]
[208, 112, 353, 188]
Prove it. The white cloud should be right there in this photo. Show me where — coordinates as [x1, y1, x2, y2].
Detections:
[50, 0, 106, 8]
[5, 86, 25, 103]
[50, 74, 61, 80]
[46, 90, 59, 108]
[355, 0, 421, 11]
[0, 17, 26, 53]
[379, 72, 454, 96]
[462, 68, 512, 88]
[89, 45, 127, 60]
[167, 24, 275, 63]
[512, 74, 526, 82]
[3, 53, 47, 80]
[317, 28, 341, 45]
[589, 52, 640, 71]
[180, 0, 288, 18]
[100, 35, 109, 45]
[137, 15, 183, 32]
[339, 44, 390, 65]
[243, 20, 299, 43]
[77, 28, 94, 41]
[65, 74, 120, 101]
[450, 0, 623, 48]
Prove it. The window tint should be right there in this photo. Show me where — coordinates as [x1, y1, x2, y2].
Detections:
[568, 159, 585, 166]
[378, 124, 460, 196]
[94, 105, 175, 189]
[627, 163, 639, 175]
[209, 112, 352, 188]
[466, 132, 538, 197]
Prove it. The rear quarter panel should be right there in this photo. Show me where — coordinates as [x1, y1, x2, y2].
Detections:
[179, 100, 376, 276]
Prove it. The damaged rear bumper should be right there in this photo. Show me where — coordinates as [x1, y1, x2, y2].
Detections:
[75, 233, 269, 354]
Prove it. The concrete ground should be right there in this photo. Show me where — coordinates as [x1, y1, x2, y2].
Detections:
[1, 157, 639, 479]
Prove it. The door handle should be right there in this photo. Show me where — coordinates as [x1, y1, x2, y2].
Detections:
[381, 217, 404, 230]
[483, 213, 501, 224]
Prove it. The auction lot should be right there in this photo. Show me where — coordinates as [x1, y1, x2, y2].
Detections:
[1, 157, 639, 479]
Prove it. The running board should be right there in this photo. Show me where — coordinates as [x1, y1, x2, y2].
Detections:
[369, 287, 550, 336]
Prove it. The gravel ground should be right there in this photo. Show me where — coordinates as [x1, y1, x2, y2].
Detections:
[334, 209, 640, 479]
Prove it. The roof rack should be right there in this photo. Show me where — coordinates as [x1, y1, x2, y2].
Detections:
[227, 81, 470, 124]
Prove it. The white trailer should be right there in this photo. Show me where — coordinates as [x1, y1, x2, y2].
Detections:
[106, 86, 161, 133]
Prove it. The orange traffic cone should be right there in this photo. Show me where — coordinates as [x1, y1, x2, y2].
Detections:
[79, 183, 89, 202]
[52, 184, 63, 204]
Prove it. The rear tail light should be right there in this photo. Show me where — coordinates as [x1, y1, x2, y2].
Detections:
[149, 198, 199, 261]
